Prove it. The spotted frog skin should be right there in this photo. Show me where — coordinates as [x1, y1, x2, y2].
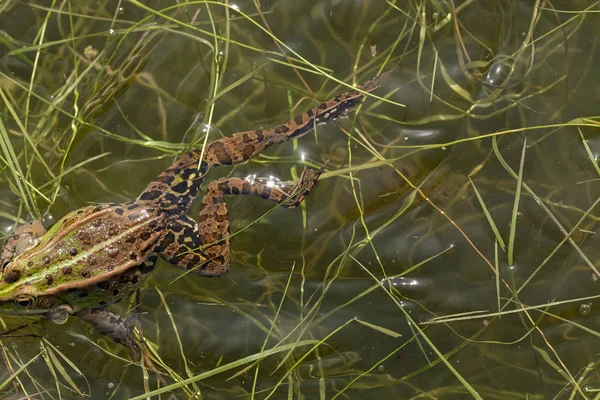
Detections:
[0, 73, 386, 357]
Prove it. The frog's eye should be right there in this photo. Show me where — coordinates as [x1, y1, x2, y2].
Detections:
[14, 294, 36, 309]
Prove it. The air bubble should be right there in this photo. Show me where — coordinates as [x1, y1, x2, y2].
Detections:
[516, 211, 524, 221]
[579, 303, 592, 316]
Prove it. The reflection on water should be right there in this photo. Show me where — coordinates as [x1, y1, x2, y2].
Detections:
[1, 0, 600, 398]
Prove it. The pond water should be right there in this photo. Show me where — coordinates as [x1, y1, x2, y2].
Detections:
[0, 0, 599, 399]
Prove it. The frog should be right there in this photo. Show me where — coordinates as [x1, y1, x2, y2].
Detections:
[0, 72, 387, 358]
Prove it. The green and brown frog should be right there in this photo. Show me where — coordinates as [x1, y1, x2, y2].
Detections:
[0, 73, 386, 358]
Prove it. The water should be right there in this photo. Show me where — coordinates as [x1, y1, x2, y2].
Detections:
[0, 0, 599, 398]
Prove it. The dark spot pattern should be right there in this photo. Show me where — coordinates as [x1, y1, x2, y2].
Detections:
[3, 269, 20, 283]
[159, 232, 176, 249]
[114, 208, 124, 216]
[289, 125, 309, 138]
[163, 193, 179, 206]
[79, 232, 92, 245]
[172, 182, 188, 193]
[69, 248, 78, 256]
[209, 142, 233, 165]
[139, 190, 161, 201]
[180, 167, 196, 181]
[242, 144, 255, 159]
[168, 221, 183, 232]
[260, 187, 272, 199]
[45, 274, 54, 285]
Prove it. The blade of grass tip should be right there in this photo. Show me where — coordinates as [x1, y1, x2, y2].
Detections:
[44, 343, 86, 396]
[406, 316, 432, 366]
[430, 48, 438, 103]
[532, 345, 572, 382]
[495, 241, 501, 317]
[353, 319, 402, 338]
[469, 177, 507, 251]
[507, 138, 527, 266]
[439, 58, 473, 102]
[579, 128, 600, 176]
[0, 350, 43, 391]
[40, 344, 61, 398]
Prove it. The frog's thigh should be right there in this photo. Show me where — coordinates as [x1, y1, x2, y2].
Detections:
[155, 214, 213, 275]
[165, 167, 324, 277]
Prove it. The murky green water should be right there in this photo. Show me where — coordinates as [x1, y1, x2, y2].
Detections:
[1, 0, 600, 398]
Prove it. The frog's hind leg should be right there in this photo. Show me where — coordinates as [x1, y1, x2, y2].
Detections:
[159, 166, 325, 277]
[202, 72, 387, 168]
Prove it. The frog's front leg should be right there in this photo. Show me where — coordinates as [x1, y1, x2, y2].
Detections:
[74, 308, 140, 360]
[1, 220, 46, 270]
[158, 166, 325, 276]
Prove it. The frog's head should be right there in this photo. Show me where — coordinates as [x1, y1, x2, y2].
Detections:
[0, 258, 59, 317]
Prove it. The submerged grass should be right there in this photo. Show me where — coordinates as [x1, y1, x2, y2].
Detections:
[0, 0, 599, 399]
